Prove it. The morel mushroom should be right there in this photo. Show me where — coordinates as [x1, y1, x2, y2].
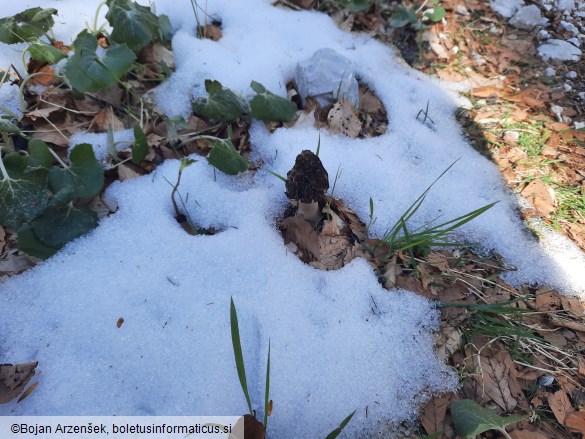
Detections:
[285, 150, 329, 223]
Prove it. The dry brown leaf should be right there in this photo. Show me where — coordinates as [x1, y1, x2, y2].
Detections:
[436, 325, 462, 362]
[421, 393, 452, 435]
[510, 430, 549, 439]
[546, 390, 574, 425]
[359, 90, 382, 114]
[281, 216, 320, 259]
[578, 356, 585, 377]
[477, 350, 519, 411]
[560, 297, 585, 318]
[380, 254, 399, 289]
[117, 164, 142, 181]
[471, 85, 502, 98]
[117, 317, 124, 328]
[29, 66, 57, 86]
[550, 315, 585, 333]
[327, 100, 361, 138]
[521, 179, 556, 216]
[200, 25, 223, 41]
[91, 107, 125, 132]
[426, 252, 450, 272]
[138, 42, 176, 73]
[0, 362, 38, 404]
[535, 290, 562, 312]
[565, 411, 585, 434]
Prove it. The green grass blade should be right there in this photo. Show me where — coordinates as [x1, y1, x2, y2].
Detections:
[316, 130, 321, 156]
[325, 410, 356, 439]
[265, 168, 288, 183]
[263, 340, 271, 429]
[230, 297, 253, 415]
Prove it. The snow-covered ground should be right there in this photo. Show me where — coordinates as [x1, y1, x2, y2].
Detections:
[1, 0, 584, 437]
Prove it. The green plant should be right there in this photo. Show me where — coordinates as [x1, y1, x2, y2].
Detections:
[162, 157, 205, 235]
[229, 298, 355, 439]
[390, 0, 446, 31]
[375, 160, 497, 266]
[230, 298, 271, 436]
[390, 0, 446, 57]
[0, 140, 104, 258]
[2, 1, 172, 102]
[451, 399, 529, 439]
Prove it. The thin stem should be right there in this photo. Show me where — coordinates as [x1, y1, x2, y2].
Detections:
[93, 0, 108, 34]
[47, 147, 68, 168]
[19, 72, 64, 111]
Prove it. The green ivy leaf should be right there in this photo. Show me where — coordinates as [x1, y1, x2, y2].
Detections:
[390, 7, 418, 28]
[425, 6, 446, 22]
[0, 7, 58, 44]
[207, 139, 248, 175]
[105, 0, 161, 53]
[0, 153, 49, 228]
[28, 43, 68, 64]
[451, 400, 528, 439]
[132, 125, 148, 164]
[31, 205, 98, 249]
[249, 81, 297, 122]
[48, 143, 104, 204]
[157, 14, 173, 44]
[27, 139, 53, 169]
[0, 118, 21, 135]
[16, 222, 57, 259]
[64, 30, 136, 93]
[338, 0, 371, 12]
[192, 80, 250, 122]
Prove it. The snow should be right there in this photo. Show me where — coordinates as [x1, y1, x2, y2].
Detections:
[1, 0, 585, 437]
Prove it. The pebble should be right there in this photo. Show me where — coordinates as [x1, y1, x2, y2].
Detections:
[560, 20, 579, 35]
[544, 67, 556, 76]
[563, 83, 573, 92]
[538, 39, 582, 61]
[510, 5, 546, 30]
[566, 71, 578, 78]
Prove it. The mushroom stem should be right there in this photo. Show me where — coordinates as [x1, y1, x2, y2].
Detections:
[296, 201, 321, 224]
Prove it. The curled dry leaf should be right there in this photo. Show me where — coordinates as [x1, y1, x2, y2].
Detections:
[327, 99, 361, 138]
[117, 317, 124, 328]
[0, 362, 38, 404]
[233, 414, 264, 439]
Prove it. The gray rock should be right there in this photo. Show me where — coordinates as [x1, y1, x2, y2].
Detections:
[566, 70, 577, 78]
[544, 67, 556, 76]
[560, 20, 579, 36]
[490, 0, 524, 18]
[510, 5, 545, 30]
[568, 37, 581, 47]
[538, 39, 582, 61]
[295, 48, 359, 107]
[556, 0, 575, 11]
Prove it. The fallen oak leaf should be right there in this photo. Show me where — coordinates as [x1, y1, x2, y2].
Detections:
[327, 100, 361, 138]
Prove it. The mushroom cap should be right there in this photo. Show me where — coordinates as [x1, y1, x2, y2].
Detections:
[285, 150, 329, 203]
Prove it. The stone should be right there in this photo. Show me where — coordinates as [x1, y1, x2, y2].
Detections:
[544, 67, 556, 76]
[566, 71, 577, 78]
[510, 5, 546, 30]
[556, 0, 575, 11]
[489, 0, 524, 18]
[538, 39, 582, 61]
[559, 21, 579, 36]
[295, 48, 359, 108]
